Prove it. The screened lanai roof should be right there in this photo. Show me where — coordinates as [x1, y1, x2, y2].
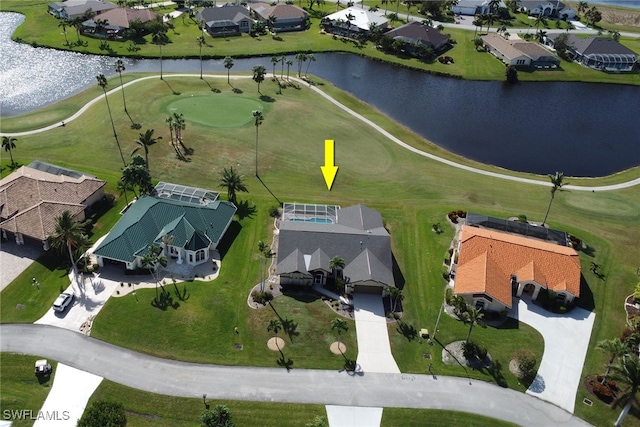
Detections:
[282, 202, 340, 223]
[152, 182, 219, 206]
[465, 212, 569, 246]
[585, 53, 638, 64]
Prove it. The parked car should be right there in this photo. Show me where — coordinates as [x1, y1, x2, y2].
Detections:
[52, 292, 74, 312]
[34, 359, 52, 376]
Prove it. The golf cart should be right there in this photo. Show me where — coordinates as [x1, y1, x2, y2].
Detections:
[34, 359, 52, 376]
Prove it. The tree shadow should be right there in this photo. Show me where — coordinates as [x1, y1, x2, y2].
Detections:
[256, 175, 281, 204]
[151, 288, 180, 310]
[259, 95, 276, 103]
[162, 79, 180, 95]
[235, 199, 257, 220]
[581, 244, 596, 257]
[232, 87, 243, 94]
[173, 281, 190, 301]
[276, 349, 294, 371]
[396, 319, 418, 341]
[576, 274, 595, 311]
[281, 317, 299, 342]
[215, 221, 241, 260]
[483, 360, 507, 387]
[392, 253, 405, 289]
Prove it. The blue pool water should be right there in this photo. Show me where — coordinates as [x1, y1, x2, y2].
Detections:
[290, 218, 334, 224]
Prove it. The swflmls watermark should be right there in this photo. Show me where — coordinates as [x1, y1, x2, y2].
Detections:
[3, 409, 70, 421]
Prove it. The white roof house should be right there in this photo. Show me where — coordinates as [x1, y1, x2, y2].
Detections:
[324, 7, 388, 33]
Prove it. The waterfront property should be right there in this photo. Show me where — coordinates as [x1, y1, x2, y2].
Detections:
[250, 3, 308, 33]
[0, 161, 106, 249]
[546, 34, 638, 72]
[384, 21, 450, 53]
[47, 0, 117, 20]
[481, 33, 560, 69]
[196, 5, 253, 37]
[276, 203, 395, 295]
[451, 0, 506, 16]
[93, 183, 235, 271]
[518, 0, 576, 19]
[81, 7, 160, 39]
[322, 7, 388, 37]
[451, 224, 581, 312]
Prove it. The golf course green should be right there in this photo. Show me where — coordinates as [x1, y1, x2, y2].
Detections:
[164, 94, 264, 128]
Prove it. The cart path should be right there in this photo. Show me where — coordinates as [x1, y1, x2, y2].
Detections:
[2, 73, 638, 192]
[1, 324, 591, 427]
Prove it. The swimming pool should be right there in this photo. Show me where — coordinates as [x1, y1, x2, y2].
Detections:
[290, 217, 334, 224]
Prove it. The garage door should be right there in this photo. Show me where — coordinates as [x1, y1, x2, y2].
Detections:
[354, 285, 383, 295]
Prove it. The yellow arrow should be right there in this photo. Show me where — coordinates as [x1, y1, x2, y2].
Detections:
[320, 139, 338, 191]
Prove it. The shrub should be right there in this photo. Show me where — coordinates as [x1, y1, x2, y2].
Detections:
[251, 290, 274, 305]
[445, 287, 453, 304]
[448, 211, 458, 223]
[592, 381, 613, 399]
[517, 214, 528, 223]
[514, 349, 536, 381]
[268, 205, 280, 218]
[77, 400, 126, 427]
[462, 340, 487, 360]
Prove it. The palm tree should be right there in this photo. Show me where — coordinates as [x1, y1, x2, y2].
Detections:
[542, 171, 568, 226]
[132, 129, 162, 171]
[463, 305, 485, 344]
[329, 256, 345, 279]
[611, 355, 640, 427]
[58, 19, 70, 46]
[381, 0, 389, 15]
[472, 17, 484, 38]
[331, 317, 348, 351]
[270, 55, 279, 79]
[219, 167, 248, 205]
[286, 59, 293, 80]
[295, 53, 307, 77]
[172, 112, 186, 142]
[165, 115, 174, 147]
[304, 53, 316, 78]
[535, 29, 547, 43]
[96, 74, 126, 166]
[114, 59, 128, 113]
[577, 1, 588, 16]
[388, 287, 404, 313]
[252, 64, 266, 94]
[597, 338, 628, 384]
[152, 31, 169, 80]
[253, 110, 264, 176]
[223, 56, 234, 85]
[405, 2, 412, 22]
[49, 210, 90, 273]
[196, 35, 205, 79]
[267, 319, 282, 346]
[488, 0, 501, 14]
[140, 243, 168, 298]
[534, 12, 547, 31]
[2, 136, 17, 165]
[280, 56, 286, 79]
[484, 13, 496, 33]
[116, 178, 132, 205]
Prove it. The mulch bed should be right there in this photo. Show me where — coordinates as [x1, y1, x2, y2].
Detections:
[584, 375, 617, 405]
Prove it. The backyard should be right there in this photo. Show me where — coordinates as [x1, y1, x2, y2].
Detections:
[0, 72, 639, 426]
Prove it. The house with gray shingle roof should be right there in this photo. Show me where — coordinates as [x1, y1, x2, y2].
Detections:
[250, 3, 308, 32]
[93, 183, 235, 271]
[547, 34, 638, 72]
[385, 21, 450, 53]
[196, 5, 253, 37]
[276, 203, 395, 295]
[481, 33, 560, 68]
[0, 161, 106, 249]
[48, 0, 117, 20]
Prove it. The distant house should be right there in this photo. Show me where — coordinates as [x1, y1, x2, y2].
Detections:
[518, 0, 576, 20]
[384, 21, 450, 53]
[0, 161, 106, 249]
[276, 203, 395, 295]
[250, 3, 308, 32]
[196, 5, 253, 37]
[481, 33, 560, 68]
[451, 225, 581, 312]
[451, 0, 506, 16]
[81, 8, 160, 38]
[48, 0, 117, 20]
[323, 7, 388, 37]
[547, 34, 638, 72]
[93, 183, 236, 271]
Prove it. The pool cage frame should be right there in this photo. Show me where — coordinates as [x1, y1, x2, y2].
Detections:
[282, 202, 341, 223]
[152, 182, 220, 206]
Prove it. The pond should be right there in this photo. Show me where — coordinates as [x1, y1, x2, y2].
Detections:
[1, 12, 639, 177]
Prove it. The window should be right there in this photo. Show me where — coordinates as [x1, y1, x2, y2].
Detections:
[196, 250, 206, 262]
[516, 59, 525, 65]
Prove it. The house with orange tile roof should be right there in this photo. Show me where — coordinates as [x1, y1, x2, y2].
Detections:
[451, 225, 581, 312]
[0, 161, 106, 249]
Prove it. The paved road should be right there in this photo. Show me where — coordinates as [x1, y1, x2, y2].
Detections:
[1, 324, 591, 426]
[2, 74, 638, 192]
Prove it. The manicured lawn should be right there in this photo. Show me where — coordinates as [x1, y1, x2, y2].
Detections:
[0, 74, 639, 426]
[0, 353, 57, 427]
[2, 1, 639, 85]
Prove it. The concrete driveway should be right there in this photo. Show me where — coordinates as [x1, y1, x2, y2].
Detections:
[509, 298, 596, 413]
[34, 273, 120, 333]
[352, 294, 400, 374]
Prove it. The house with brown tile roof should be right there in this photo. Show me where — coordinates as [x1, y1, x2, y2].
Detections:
[452, 225, 581, 312]
[481, 33, 560, 69]
[82, 7, 161, 38]
[250, 3, 308, 32]
[0, 161, 106, 249]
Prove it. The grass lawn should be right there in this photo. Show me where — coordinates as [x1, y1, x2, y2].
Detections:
[0, 353, 57, 427]
[1, 1, 639, 86]
[0, 74, 639, 426]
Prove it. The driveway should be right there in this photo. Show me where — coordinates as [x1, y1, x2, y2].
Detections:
[34, 272, 120, 333]
[1, 324, 591, 427]
[33, 363, 102, 427]
[0, 241, 41, 291]
[325, 406, 382, 427]
[352, 294, 400, 374]
[509, 298, 596, 413]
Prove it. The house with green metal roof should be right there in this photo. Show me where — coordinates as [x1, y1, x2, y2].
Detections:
[93, 183, 236, 271]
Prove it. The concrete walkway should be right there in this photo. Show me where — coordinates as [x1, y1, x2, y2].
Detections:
[33, 363, 103, 427]
[509, 298, 596, 414]
[325, 405, 383, 427]
[0, 241, 41, 291]
[1, 73, 637, 192]
[352, 294, 400, 374]
[0, 324, 591, 427]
